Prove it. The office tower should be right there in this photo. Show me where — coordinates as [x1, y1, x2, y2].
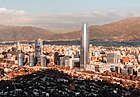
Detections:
[41, 54, 47, 67]
[107, 53, 118, 64]
[35, 39, 43, 64]
[54, 52, 60, 65]
[107, 52, 121, 64]
[80, 23, 89, 69]
[29, 53, 35, 67]
[64, 56, 70, 66]
[60, 56, 70, 66]
[60, 57, 65, 66]
[74, 51, 80, 58]
[100, 51, 106, 63]
[69, 58, 80, 69]
[18, 53, 24, 66]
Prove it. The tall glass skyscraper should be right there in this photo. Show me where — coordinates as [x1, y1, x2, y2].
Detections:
[35, 39, 43, 64]
[80, 23, 89, 69]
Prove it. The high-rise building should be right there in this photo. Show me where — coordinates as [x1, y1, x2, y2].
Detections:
[41, 54, 47, 67]
[69, 58, 80, 69]
[74, 51, 80, 58]
[107, 52, 121, 64]
[35, 39, 43, 64]
[29, 53, 35, 67]
[54, 52, 60, 65]
[18, 53, 24, 66]
[107, 53, 118, 64]
[80, 23, 89, 69]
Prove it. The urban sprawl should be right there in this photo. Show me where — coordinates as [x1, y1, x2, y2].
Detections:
[0, 23, 140, 97]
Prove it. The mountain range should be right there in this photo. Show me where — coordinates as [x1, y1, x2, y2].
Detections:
[0, 25, 53, 41]
[0, 17, 140, 41]
[49, 17, 140, 40]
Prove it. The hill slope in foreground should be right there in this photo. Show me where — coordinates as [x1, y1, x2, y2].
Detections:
[0, 64, 140, 97]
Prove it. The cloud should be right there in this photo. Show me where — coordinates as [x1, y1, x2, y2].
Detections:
[0, 7, 31, 25]
[28, 10, 136, 33]
[0, 7, 25, 16]
[0, 8, 138, 33]
[31, 11, 129, 26]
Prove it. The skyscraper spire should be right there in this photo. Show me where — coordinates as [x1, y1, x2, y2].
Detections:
[80, 22, 89, 69]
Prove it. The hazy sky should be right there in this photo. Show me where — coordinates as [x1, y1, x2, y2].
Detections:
[0, 0, 139, 32]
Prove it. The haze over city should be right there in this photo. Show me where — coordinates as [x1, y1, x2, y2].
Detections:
[0, 0, 140, 33]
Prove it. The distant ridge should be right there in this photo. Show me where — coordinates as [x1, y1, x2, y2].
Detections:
[49, 17, 140, 40]
[0, 17, 140, 41]
[0, 25, 54, 41]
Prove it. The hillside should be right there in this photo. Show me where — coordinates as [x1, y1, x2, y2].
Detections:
[0, 17, 139, 41]
[49, 17, 140, 40]
[0, 25, 54, 41]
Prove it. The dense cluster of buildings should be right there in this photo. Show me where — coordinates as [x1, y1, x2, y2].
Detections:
[0, 23, 140, 78]
[46, 44, 140, 76]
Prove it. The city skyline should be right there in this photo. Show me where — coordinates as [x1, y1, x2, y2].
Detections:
[0, 1, 139, 96]
[0, 0, 140, 32]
